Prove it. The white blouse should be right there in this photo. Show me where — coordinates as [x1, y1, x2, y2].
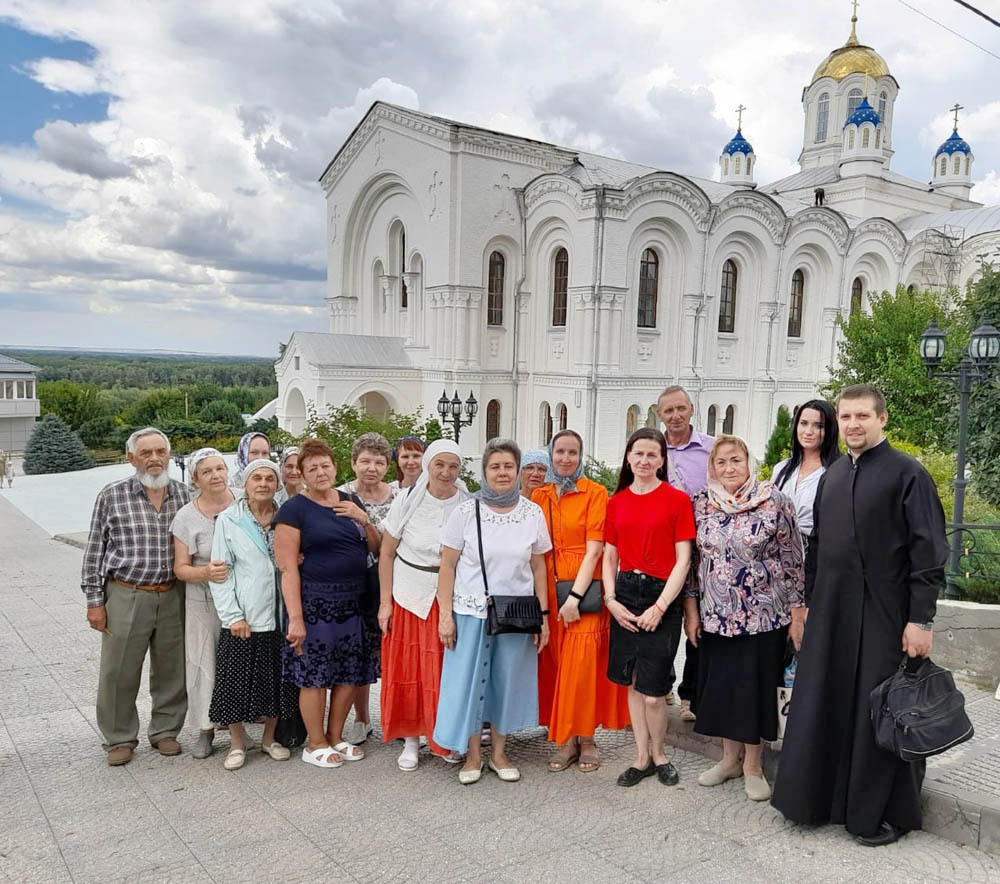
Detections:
[440, 497, 552, 619]
[382, 488, 465, 619]
[772, 458, 826, 536]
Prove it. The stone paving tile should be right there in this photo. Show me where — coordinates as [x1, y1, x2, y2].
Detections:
[0, 825, 72, 884]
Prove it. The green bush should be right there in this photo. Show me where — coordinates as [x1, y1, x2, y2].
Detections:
[23, 414, 94, 474]
[199, 399, 245, 429]
[764, 405, 792, 469]
[585, 457, 620, 494]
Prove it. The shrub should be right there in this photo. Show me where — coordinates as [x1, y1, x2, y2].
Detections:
[23, 414, 94, 474]
[199, 398, 245, 429]
[585, 457, 620, 494]
[764, 405, 792, 469]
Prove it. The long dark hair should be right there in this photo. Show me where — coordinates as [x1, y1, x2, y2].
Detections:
[614, 428, 669, 494]
[773, 399, 840, 489]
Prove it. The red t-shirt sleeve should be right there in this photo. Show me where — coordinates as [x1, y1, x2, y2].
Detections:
[604, 493, 619, 547]
[671, 490, 697, 542]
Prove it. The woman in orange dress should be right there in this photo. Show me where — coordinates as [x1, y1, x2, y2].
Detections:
[533, 429, 629, 771]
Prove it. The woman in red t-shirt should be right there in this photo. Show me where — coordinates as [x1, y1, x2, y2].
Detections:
[603, 428, 695, 788]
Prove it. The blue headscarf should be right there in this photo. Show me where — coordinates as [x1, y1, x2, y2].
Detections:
[545, 429, 585, 495]
[520, 449, 550, 472]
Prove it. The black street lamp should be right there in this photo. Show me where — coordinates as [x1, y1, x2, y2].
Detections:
[173, 452, 187, 484]
[920, 316, 1000, 598]
[436, 388, 478, 444]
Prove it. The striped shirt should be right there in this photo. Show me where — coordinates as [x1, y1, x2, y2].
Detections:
[81, 475, 191, 607]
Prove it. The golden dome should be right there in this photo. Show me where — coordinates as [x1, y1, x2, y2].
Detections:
[811, 17, 891, 84]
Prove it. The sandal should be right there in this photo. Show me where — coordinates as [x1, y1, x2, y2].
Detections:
[332, 741, 365, 762]
[223, 748, 246, 771]
[547, 742, 580, 772]
[301, 745, 344, 768]
[578, 742, 600, 773]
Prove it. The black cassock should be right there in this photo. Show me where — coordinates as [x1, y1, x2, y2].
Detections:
[771, 440, 948, 836]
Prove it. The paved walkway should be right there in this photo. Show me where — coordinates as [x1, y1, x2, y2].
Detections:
[1, 496, 999, 884]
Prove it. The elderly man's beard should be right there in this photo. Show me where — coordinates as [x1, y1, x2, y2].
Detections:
[136, 467, 171, 489]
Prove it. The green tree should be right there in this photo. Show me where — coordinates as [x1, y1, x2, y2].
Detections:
[199, 398, 245, 429]
[822, 285, 964, 449]
[23, 414, 94, 474]
[37, 380, 104, 430]
[763, 405, 792, 468]
[123, 390, 187, 426]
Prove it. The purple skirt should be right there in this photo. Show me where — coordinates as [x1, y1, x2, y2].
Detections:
[282, 580, 380, 689]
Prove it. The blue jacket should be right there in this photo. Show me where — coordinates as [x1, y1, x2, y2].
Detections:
[209, 498, 278, 631]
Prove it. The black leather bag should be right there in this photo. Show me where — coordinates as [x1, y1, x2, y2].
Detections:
[870, 655, 974, 762]
[547, 499, 603, 614]
[475, 500, 542, 636]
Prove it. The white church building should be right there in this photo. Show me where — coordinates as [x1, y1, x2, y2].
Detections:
[275, 11, 999, 464]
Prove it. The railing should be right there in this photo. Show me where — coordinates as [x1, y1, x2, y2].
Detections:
[944, 523, 1000, 600]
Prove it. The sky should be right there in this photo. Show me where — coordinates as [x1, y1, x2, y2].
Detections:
[1, 0, 999, 357]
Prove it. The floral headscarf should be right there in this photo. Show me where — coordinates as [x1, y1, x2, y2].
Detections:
[185, 447, 225, 491]
[705, 435, 774, 515]
[234, 432, 270, 486]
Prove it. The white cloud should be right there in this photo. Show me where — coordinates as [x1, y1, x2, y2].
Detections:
[22, 57, 109, 94]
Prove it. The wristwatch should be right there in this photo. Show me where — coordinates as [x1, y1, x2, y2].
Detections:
[915, 621, 934, 631]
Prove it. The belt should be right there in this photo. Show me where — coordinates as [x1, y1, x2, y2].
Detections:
[620, 570, 665, 583]
[110, 578, 175, 592]
[396, 554, 440, 574]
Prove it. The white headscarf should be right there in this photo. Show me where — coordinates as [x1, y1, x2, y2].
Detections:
[240, 457, 282, 489]
[186, 447, 225, 491]
[392, 439, 468, 533]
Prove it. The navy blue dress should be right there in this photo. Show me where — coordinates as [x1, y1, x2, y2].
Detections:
[275, 492, 379, 688]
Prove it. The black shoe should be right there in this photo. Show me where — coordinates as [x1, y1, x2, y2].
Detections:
[656, 761, 679, 785]
[617, 760, 656, 787]
[855, 821, 904, 847]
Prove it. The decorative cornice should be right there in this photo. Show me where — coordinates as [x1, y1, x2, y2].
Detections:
[851, 217, 907, 262]
[621, 174, 714, 231]
[787, 208, 852, 254]
[523, 175, 583, 213]
[716, 192, 789, 244]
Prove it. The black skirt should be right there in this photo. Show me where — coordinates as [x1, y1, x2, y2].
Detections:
[694, 627, 787, 744]
[209, 629, 283, 726]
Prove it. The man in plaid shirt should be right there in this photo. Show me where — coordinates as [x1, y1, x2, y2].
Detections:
[82, 427, 190, 765]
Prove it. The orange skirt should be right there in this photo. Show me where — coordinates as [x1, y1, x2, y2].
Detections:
[380, 599, 447, 755]
[538, 584, 630, 745]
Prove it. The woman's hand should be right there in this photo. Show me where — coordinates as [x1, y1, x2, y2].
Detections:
[287, 616, 306, 656]
[332, 498, 368, 524]
[534, 620, 550, 652]
[438, 613, 457, 650]
[557, 596, 581, 625]
[607, 599, 639, 633]
[684, 612, 701, 647]
[635, 605, 664, 632]
[205, 560, 228, 583]
[378, 602, 393, 635]
[230, 619, 251, 639]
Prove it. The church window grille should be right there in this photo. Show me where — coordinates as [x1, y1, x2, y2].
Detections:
[718, 259, 737, 333]
[851, 277, 863, 317]
[638, 248, 659, 328]
[965, 157, 970, 175]
[847, 88, 862, 119]
[486, 399, 501, 440]
[558, 404, 568, 432]
[399, 229, 408, 309]
[954, 155, 961, 175]
[707, 405, 717, 436]
[626, 405, 641, 439]
[723, 156, 729, 175]
[847, 129, 855, 150]
[542, 402, 553, 444]
[875, 130, 881, 148]
[746, 156, 752, 175]
[723, 405, 735, 435]
[878, 91, 887, 119]
[815, 93, 830, 142]
[861, 128, 870, 148]
[788, 269, 804, 338]
[734, 155, 741, 175]
[939, 156, 947, 176]
[487, 251, 505, 326]
[552, 248, 568, 327]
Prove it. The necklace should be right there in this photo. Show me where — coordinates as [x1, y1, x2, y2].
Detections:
[194, 491, 233, 520]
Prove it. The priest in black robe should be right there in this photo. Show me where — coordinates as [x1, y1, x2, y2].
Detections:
[771, 385, 948, 846]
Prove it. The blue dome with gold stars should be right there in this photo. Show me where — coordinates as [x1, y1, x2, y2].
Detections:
[843, 96, 880, 129]
[722, 129, 754, 155]
[935, 129, 972, 157]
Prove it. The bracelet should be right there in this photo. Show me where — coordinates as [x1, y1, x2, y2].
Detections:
[604, 595, 616, 604]
[654, 600, 666, 614]
[540, 609, 550, 616]
[569, 590, 585, 601]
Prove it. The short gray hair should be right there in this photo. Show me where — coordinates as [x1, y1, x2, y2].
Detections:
[658, 385, 693, 407]
[126, 427, 170, 456]
[483, 437, 521, 470]
[351, 432, 391, 462]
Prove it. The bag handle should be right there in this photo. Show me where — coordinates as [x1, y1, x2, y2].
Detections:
[546, 497, 560, 583]
[474, 500, 491, 600]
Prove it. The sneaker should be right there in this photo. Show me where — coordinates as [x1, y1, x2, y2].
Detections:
[343, 720, 373, 744]
[191, 731, 215, 759]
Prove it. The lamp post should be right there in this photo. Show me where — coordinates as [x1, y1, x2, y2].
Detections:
[436, 389, 478, 444]
[173, 452, 187, 484]
[920, 316, 1000, 598]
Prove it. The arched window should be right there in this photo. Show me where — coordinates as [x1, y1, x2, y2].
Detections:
[723, 156, 729, 175]
[645, 405, 658, 429]
[541, 402, 553, 444]
[399, 227, 408, 309]
[878, 90, 887, 119]
[723, 405, 735, 435]
[706, 405, 717, 436]
[815, 92, 830, 142]
[637, 248, 658, 328]
[847, 88, 863, 119]
[965, 157, 971, 175]
[558, 403, 568, 431]
[486, 399, 501, 441]
[552, 248, 568, 327]
[954, 155, 961, 175]
[906, 283, 917, 294]
[861, 127, 870, 148]
[847, 128, 855, 150]
[939, 156, 947, 176]
[734, 154, 742, 175]
[626, 405, 641, 438]
[850, 277, 863, 317]
[746, 156, 752, 175]
[875, 130, 881, 149]
[718, 259, 737, 333]
[487, 251, 504, 326]
[788, 269, 804, 337]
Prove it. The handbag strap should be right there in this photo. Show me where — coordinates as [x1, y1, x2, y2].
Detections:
[474, 500, 490, 599]
[546, 497, 560, 583]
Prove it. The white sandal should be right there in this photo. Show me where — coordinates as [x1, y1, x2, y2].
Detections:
[261, 742, 291, 761]
[397, 739, 419, 772]
[332, 741, 365, 762]
[301, 745, 344, 768]
[223, 748, 246, 771]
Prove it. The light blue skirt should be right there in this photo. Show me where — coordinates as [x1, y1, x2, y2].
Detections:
[432, 613, 539, 751]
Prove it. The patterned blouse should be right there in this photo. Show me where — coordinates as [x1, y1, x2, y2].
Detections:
[687, 489, 805, 637]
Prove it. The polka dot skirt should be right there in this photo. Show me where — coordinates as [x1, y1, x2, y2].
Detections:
[209, 629, 283, 726]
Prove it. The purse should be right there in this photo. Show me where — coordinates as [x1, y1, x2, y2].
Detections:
[475, 500, 542, 636]
[869, 655, 974, 762]
[547, 498, 602, 614]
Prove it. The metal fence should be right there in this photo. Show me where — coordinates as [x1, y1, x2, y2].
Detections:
[944, 523, 1000, 599]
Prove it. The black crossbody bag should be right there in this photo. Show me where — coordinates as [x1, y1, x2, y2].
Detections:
[547, 498, 603, 614]
[475, 500, 542, 635]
